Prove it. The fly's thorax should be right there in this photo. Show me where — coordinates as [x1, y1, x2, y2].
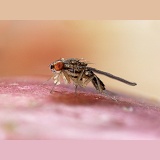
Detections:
[63, 58, 88, 70]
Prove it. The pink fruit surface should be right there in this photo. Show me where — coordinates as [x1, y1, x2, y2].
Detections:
[0, 77, 160, 140]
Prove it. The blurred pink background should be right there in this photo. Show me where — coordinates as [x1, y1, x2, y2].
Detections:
[0, 20, 160, 98]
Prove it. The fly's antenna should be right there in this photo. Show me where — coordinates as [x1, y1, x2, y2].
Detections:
[87, 67, 137, 86]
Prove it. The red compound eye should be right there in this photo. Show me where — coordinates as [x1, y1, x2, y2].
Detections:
[54, 61, 64, 71]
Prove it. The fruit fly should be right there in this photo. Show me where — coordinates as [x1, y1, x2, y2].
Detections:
[49, 58, 137, 93]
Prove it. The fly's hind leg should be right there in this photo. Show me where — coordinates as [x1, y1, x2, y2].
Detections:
[82, 74, 104, 93]
[82, 70, 105, 93]
[83, 76, 94, 87]
[91, 76, 117, 101]
[102, 90, 118, 101]
[92, 75, 105, 93]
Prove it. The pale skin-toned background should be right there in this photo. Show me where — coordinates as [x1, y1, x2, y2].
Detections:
[0, 20, 159, 99]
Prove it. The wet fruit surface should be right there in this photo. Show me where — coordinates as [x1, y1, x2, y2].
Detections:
[0, 77, 160, 140]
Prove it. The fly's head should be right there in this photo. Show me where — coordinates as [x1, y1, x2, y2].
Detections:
[49, 58, 64, 73]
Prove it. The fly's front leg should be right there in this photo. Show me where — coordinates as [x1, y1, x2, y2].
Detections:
[62, 70, 71, 84]
[50, 72, 61, 93]
[42, 76, 54, 85]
